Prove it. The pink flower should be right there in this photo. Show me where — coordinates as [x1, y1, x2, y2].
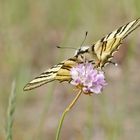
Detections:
[70, 62, 107, 94]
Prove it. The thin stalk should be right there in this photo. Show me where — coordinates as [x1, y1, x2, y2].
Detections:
[55, 90, 82, 140]
[6, 80, 16, 140]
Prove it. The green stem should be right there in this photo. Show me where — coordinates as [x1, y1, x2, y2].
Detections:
[55, 90, 82, 140]
[6, 80, 16, 140]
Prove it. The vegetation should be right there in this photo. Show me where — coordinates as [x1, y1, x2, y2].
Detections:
[1, 0, 140, 140]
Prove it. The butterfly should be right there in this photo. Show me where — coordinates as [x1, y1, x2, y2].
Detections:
[24, 18, 140, 91]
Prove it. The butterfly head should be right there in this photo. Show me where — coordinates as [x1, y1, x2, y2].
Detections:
[74, 46, 90, 56]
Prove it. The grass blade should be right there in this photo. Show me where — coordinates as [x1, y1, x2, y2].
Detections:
[6, 80, 16, 140]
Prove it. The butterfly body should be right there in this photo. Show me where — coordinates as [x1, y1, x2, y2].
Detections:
[24, 18, 140, 91]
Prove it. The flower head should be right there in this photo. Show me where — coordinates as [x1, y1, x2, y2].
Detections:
[70, 62, 107, 94]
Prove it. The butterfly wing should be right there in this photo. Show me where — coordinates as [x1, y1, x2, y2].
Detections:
[91, 18, 140, 68]
[24, 18, 140, 90]
[23, 57, 78, 91]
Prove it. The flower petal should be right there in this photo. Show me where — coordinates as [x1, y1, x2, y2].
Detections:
[70, 62, 107, 94]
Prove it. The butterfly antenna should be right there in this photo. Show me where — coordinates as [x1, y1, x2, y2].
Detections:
[80, 31, 88, 48]
[56, 31, 88, 50]
[56, 46, 77, 50]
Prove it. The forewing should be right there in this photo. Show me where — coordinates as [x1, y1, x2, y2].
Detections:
[23, 57, 78, 91]
[92, 18, 140, 68]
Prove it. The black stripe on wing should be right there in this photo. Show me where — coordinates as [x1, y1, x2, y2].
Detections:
[92, 18, 140, 68]
[23, 63, 63, 91]
[23, 57, 78, 91]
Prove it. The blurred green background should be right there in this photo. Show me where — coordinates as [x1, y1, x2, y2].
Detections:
[1, 0, 140, 140]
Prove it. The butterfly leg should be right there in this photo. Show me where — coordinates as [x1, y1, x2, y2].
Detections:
[108, 61, 118, 66]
